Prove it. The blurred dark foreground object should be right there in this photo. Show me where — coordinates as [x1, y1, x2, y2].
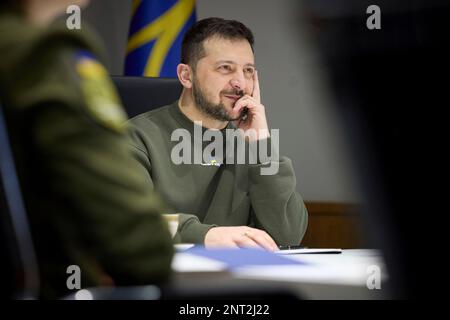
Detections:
[301, 0, 449, 298]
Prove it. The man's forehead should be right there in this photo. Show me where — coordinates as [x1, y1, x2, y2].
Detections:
[201, 37, 254, 63]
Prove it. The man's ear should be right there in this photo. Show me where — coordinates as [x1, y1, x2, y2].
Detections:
[177, 64, 193, 89]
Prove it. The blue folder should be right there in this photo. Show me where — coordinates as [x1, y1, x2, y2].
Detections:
[185, 246, 305, 270]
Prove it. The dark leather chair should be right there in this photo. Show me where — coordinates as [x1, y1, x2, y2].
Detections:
[111, 76, 182, 118]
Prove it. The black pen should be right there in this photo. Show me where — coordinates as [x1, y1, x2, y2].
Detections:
[278, 245, 308, 250]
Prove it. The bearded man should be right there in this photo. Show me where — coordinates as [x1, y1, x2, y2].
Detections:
[127, 17, 308, 250]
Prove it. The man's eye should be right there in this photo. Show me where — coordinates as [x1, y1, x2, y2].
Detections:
[244, 68, 255, 78]
[219, 65, 232, 71]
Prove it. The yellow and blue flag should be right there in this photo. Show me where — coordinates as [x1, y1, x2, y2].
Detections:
[125, 0, 196, 77]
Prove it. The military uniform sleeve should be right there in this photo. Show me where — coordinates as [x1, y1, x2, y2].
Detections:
[247, 141, 308, 245]
[16, 47, 174, 284]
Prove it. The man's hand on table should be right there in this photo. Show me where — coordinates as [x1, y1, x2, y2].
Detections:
[204, 226, 278, 251]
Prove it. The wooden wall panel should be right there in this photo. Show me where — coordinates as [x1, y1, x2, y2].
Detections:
[301, 202, 366, 248]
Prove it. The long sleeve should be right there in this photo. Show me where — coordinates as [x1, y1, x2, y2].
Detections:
[247, 156, 308, 245]
[128, 125, 217, 244]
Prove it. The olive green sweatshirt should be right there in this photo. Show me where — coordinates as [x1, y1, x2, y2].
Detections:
[127, 101, 308, 245]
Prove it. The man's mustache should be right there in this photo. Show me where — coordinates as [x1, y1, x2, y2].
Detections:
[221, 89, 245, 97]
[220, 89, 247, 120]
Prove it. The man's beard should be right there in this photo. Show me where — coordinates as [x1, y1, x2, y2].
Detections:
[192, 78, 244, 122]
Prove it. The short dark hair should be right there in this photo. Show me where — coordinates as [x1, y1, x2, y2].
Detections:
[181, 17, 254, 68]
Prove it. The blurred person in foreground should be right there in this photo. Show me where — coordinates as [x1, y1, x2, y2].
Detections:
[0, 0, 173, 299]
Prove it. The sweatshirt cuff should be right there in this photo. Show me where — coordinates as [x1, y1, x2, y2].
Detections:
[178, 216, 217, 244]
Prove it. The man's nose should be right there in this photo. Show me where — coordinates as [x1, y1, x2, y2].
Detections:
[230, 74, 246, 91]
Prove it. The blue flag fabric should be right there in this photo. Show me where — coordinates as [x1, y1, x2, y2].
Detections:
[125, 0, 196, 77]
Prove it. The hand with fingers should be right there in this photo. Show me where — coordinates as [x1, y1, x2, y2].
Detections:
[233, 70, 270, 141]
[204, 226, 278, 251]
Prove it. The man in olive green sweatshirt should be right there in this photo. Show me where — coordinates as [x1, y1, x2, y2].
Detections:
[128, 18, 308, 250]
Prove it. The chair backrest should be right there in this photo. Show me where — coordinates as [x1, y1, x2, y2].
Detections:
[111, 76, 183, 119]
[0, 101, 40, 299]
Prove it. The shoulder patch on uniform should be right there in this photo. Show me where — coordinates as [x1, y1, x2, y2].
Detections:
[74, 50, 127, 132]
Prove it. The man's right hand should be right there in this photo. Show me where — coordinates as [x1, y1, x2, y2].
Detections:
[204, 226, 278, 251]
